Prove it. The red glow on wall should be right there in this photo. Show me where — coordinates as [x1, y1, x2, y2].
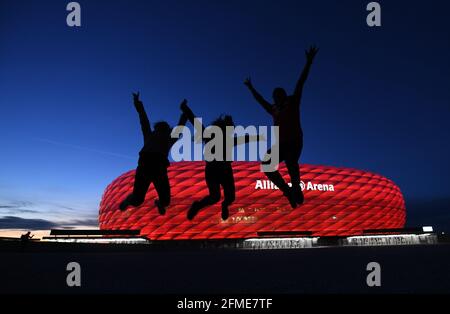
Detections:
[99, 162, 406, 240]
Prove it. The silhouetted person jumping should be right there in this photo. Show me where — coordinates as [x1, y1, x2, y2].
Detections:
[244, 45, 319, 208]
[119, 92, 188, 214]
[181, 103, 262, 221]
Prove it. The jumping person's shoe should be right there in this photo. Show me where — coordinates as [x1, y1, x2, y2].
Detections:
[187, 201, 201, 220]
[283, 188, 297, 209]
[119, 199, 130, 211]
[292, 187, 304, 205]
[221, 203, 229, 221]
[154, 199, 166, 215]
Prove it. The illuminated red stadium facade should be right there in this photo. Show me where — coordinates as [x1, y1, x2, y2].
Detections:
[99, 162, 406, 240]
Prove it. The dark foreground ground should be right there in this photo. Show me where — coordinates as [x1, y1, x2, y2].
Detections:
[0, 241, 449, 294]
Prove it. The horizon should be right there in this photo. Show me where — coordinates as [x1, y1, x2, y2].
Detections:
[1, 0, 450, 236]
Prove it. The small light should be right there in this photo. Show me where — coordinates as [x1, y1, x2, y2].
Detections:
[332, 216, 337, 220]
[422, 226, 433, 232]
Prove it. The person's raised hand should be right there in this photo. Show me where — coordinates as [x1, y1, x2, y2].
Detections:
[133, 92, 141, 104]
[244, 77, 253, 89]
[305, 45, 319, 63]
[180, 99, 193, 117]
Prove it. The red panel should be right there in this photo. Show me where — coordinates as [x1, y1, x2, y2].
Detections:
[98, 162, 406, 239]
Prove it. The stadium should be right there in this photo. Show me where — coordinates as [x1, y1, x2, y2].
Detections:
[99, 161, 406, 240]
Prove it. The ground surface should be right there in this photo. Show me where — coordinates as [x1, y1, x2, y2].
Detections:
[0, 241, 449, 294]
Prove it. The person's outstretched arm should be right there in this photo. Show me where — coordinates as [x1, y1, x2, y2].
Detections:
[244, 77, 273, 115]
[174, 100, 189, 127]
[170, 103, 189, 147]
[293, 45, 319, 104]
[180, 101, 205, 143]
[133, 92, 152, 143]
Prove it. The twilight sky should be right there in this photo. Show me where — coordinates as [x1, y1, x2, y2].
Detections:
[1, 0, 450, 234]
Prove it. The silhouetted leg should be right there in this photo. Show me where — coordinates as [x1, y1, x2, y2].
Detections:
[120, 160, 151, 211]
[264, 170, 289, 192]
[262, 147, 296, 208]
[221, 164, 235, 220]
[188, 164, 221, 220]
[286, 159, 303, 205]
[153, 168, 170, 215]
[285, 141, 304, 204]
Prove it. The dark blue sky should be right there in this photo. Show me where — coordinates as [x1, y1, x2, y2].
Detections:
[0, 0, 449, 229]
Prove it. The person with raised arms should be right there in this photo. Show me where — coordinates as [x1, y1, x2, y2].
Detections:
[119, 92, 188, 215]
[244, 45, 319, 208]
[181, 102, 263, 221]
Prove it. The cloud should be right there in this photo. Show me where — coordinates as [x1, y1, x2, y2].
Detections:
[0, 201, 39, 214]
[0, 216, 59, 230]
[52, 218, 99, 229]
[67, 218, 99, 227]
[53, 204, 78, 211]
[0, 198, 98, 220]
[0, 216, 98, 230]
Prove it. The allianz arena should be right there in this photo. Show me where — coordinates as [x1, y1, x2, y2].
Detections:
[99, 162, 406, 240]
